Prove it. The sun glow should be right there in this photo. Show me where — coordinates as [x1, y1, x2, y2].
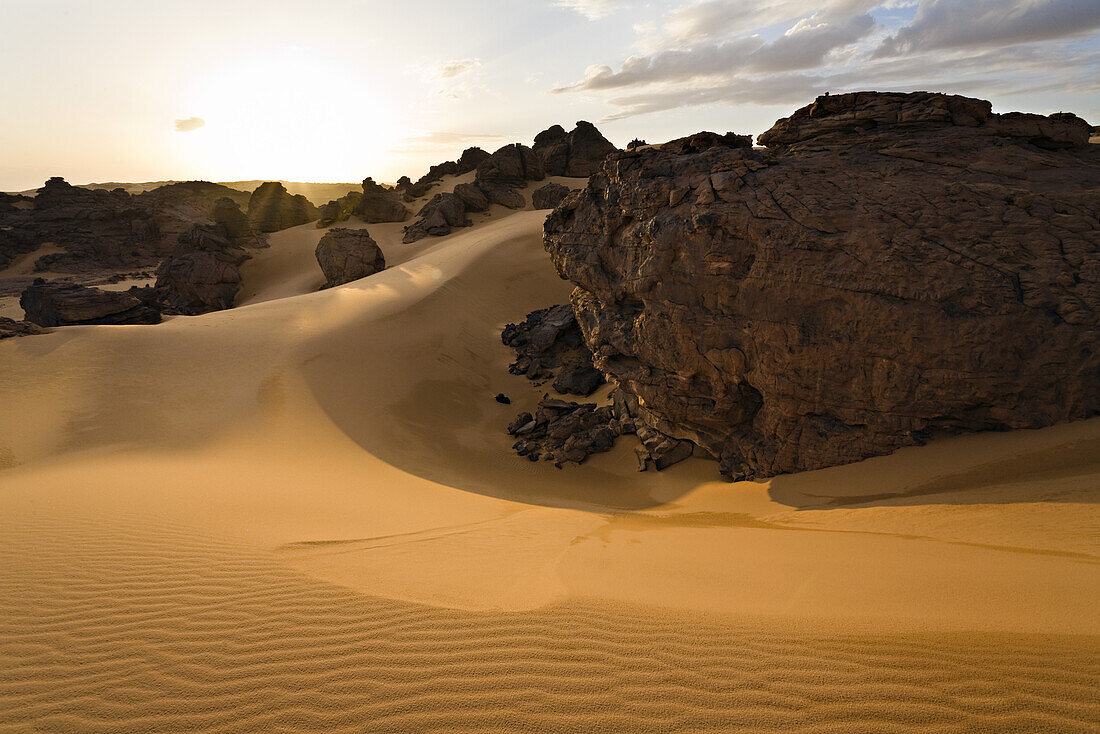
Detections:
[172, 47, 400, 182]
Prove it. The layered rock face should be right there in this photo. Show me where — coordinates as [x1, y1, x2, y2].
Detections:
[315, 228, 386, 287]
[247, 182, 318, 232]
[21, 278, 161, 326]
[544, 92, 1100, 479]
[532, 121, 619, 177]
[532, 183, 572, 210]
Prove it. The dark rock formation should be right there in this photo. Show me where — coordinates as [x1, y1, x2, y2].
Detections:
[137, 181, 252, 249]
[20, 278, 161, 326]
[317, 191, 362, 228]
[507, 398, 623, 467]
[402, 193, 471, 243]
[552, 361, 604, 396]
[1, 177, 161, 273]
[354, 178, 408, 223]
[544, 91, 1100, 480]
[532, 121, 619, 177]
[315, 228, 385, 287]
[0, 317, 46, 339]
[453, 183, 489, 212]
[476, 144, 545, 187]
[212, 197, 254, 241]
[502, 304, 587, 382]
[152, 224, 249, 315]
[247, 182, 318, 232]
[478, 181, 526, 210]
[532, 183, 572, 210]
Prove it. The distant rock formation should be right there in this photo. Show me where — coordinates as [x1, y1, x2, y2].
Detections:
[20, 278, 161, 326]
[532, 121, 618, 177]
[354, 178, 409, 223]
[247, 182, 318, 232]
[532, 182, 572, 210]
[544, 91, 1100, 479]
[315, 228, 385, 287]
[317, 191, 363, 228]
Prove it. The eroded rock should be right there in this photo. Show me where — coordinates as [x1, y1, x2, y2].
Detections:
[544, 91, 1100, 479]
[20, 278, 161, 326]
[247, 182, 318, 232]
[532, 121, 619, 177]
[532, 182, 572, 210]
[315, 228, 385, 287]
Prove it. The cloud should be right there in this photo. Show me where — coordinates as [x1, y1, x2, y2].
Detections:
[551, 0, 1100, 122]
[553, 0, 625, 20]
[430, 58, 481, 79]
[553, 11, 875, 92]
[877, 0, 1100, 55]
[173, 117, 205, 132]
[396, 131, 512, 151]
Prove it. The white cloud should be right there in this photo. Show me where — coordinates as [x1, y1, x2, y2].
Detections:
[552, 0, 625, 21]
[173, 117, 205, 132]
[429, 58, 481, 79]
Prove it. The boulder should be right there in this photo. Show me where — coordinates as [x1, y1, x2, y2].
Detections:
[477, 181, 526, 210]
[212, 197, 254, 241]
[20, 278, 161, 326]
[317, 191, 363, 228]
[476, 144, 545, 187]
[402, 193, 470, 243]
[247, 182, 318, 232]
[532, 121, 619, 177]
[354, 178, 408, 223]
[153, 224, 249, 315]
[532, 182, 572, 209]
[0, 317, 46, 339]
[315, 228, 386, 287]
[453, 183, 490, 212]
[544, 91, 1100, 480]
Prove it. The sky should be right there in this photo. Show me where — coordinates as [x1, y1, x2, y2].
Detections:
[1, 0, 1098, 190]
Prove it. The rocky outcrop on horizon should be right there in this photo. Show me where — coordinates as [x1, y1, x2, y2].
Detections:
[544, 91, 1100, 479]
[20, 277, 161, 326]
[317, 178, 408, 228]
[532, 121, 619, 177]
[247, 182, 318, 232]
[315, 228, 386, 287]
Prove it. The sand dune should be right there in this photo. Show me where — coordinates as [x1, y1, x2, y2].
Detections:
[1, 176, 1097, 730]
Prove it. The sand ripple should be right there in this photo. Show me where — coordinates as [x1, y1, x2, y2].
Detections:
[1, 516, 1096, 733]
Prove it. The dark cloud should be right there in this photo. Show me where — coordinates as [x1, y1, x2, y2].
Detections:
[173, 117, 205, 132]
[877, 0, 1100, 56]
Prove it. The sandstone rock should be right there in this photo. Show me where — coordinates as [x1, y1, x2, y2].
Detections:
[477, 181, 526, 209]
[20, 278, 161, 326]
[212, 197, 254, 241]
[544, 91, 1100, 480]
[508, 398, 623, 467]
[476, 144, 545, 187]
[502, 304, 588, 382]
[247, 182, 318, 232]
[552, 360, 604, 396]
[532, 182, 572, 210]
[354, 178, 408, 223]
[453, 183, 490, 212]
[317, 191, 363, 228]
[532, 121, 619, 177]
[402, 193, 471, 243]
[315, 228, 385, 287]
[153, 224, 250, 314]
[0, 317, 46, 339]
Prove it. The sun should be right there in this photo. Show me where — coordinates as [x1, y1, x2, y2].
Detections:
[173, 47, 399, 182]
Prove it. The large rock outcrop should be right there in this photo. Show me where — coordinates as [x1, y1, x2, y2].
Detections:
[20, 278, 161, 326]
[544, 91, 1100, 479]
[247, 182, 318, 232]
[152, 224, 250, 315]
[315, 228, 385, 287]
[354, 178, 408, 223]
[533, 121, 619, 177]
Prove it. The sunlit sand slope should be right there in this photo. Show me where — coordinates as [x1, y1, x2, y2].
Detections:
[0, 184, 1097, 731]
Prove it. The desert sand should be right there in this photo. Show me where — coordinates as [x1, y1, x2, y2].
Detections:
[0, 175, 1097, 732]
